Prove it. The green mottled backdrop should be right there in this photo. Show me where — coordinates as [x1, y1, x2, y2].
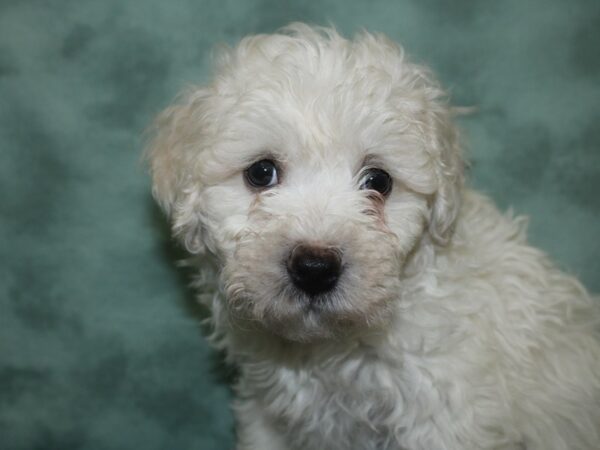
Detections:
[1, 0, 598, 449]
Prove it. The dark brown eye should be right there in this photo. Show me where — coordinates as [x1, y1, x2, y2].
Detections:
[359, 168, 392, 196]
[245, 159, 279, 188]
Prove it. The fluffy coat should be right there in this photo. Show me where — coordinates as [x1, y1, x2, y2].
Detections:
[147, 24, 600, 450]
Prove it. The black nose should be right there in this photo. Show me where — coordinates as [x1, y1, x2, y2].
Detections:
[287, 244, 342, 296]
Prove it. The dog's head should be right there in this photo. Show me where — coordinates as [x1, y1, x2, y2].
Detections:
[147, 24, 463, 342]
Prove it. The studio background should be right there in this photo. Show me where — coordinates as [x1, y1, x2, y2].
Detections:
[1, 1, 598, 449]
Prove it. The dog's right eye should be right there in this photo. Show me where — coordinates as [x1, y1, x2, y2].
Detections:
[245, 159, 279, 188]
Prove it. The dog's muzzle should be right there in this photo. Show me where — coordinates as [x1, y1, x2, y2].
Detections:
[286, 244, 342, 297]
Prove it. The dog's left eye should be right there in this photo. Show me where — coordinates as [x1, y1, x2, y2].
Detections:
[245, 159, 279, 188]
[359, 168, 393, 196]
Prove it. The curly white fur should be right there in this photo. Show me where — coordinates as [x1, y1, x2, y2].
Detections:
[146, 24, 600, 450]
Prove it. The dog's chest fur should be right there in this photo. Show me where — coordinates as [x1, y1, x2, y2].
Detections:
[240, 347, 405, 449]
[236, 333, 514, 450]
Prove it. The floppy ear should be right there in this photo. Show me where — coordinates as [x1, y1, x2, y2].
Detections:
[145, 88, 211, 254]
[424, 103, 464, 246]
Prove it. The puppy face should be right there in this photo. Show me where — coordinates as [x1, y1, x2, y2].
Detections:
[148, 24, 462, 342]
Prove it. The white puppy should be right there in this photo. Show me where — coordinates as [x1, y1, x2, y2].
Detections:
[147, 24, 600, 450]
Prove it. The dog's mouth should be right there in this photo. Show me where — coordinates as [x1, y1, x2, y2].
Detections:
[291, 288, 340, 317]
[255, 279, 384, 343]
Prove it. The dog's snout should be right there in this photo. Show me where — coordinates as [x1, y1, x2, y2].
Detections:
[287, 244, 342, 296]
